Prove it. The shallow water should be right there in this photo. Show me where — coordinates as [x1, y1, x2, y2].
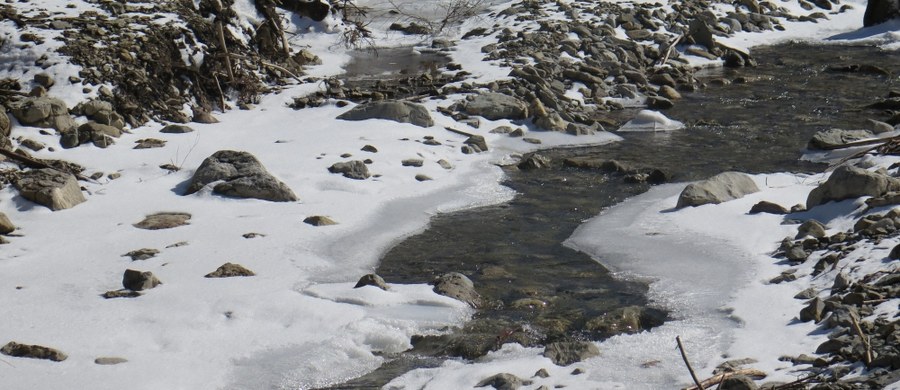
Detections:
[327, 43, 900, 388]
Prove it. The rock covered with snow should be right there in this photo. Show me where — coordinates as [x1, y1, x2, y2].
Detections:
[617, 110, 684, 132]
[337, 101, 434, 128]
[676, 172, 760, 209]
[185, 150, 298, 202]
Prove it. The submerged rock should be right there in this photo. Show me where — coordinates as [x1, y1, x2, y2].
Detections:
[807, 129, 873, 150]
[543, 341, 600, 366]
[676, 172, 759, 209]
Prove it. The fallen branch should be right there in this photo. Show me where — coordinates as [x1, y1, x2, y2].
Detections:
[682, 368, 767, 390]
[658, 34, 684, 67]
[259, 61, 303, 83]
[770, 373, 819, 389]
[850, 313, 873, 365]
[676, 336, 704, 390]
[0, 148, 95, 182]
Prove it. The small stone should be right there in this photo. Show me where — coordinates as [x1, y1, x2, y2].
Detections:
[1, 342, 67, 362]
[796, 220, 827, 239]
[354, 274, 389, 290]
[160, 124, 194, 133]
[122, 248, 160, 261]
[94, 357, 128, 365]
[785, 245, 808, 262]
[205, 263, 255, 278]
[402, 159, 424, 167]
[328, 161, 370, 180]
[192, 111, 219, 124]
[102, 290, 142, 299]
[794, 287, 817, 299]
[415, 174, 433, 182]
[361, 145, 378, 153]
[122, 269, 161, 291]
[475, 373, 531, 389]
[571, 368, 586, 375]
[33, 73, 54, 88]
[242, 233, 265, 239]
[719, 375, 759, 390]
[533, 368, 550, 378]
[134, 138, 166, 149]
[108, 172, 121, 180]
[165, 241, 188, 248]
[134, 212, 191, 230]
[303, 216, 337, 226]
[437, 159, 453, 170]
[523, 138, 542, 144]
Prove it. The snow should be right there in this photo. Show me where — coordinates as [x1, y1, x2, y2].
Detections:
[1, 0, 900, 389]
[617, 110, 685, 132]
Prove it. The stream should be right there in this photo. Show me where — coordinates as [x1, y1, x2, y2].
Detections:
[326, 43, 900, 389]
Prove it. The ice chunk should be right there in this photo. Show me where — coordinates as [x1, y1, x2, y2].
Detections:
[617, 110, 684, 132]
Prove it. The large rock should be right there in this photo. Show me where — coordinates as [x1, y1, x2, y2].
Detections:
[1, 341, 67, 362]
[462, 93, 529, 120]
[13, 169, 86, 211]
[185, 150, 297, 202]
[807, 129, 873, 150]
[864, 0, 900, 27]
[807, 165, 900, 208]
[543, 341, 600, 366]
[0, 212, 14, 234]
[8, 97, 76, 132]
[337, 101, 433, 127]
[676, 172, 759, 209]
[431, 272, 481, 308]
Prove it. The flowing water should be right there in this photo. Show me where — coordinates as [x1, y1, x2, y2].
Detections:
[325, 43, 900, 389]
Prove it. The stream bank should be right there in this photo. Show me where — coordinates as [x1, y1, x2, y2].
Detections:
[326, 42, 900, 389]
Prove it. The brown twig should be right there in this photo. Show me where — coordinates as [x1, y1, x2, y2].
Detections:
[850, 313, 873, 365]
[658, 34, 684, 67]
[0, 148, 94, 182]
[212, 72, 227, 113]
[676, 336, 704, 390]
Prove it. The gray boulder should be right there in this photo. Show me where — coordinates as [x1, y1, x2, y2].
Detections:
[796, 220, 827, 239]
[8, 97, 76, 132]
[1, 341, 67, 362]
[122, 269, 161, 291]
[431, 272, 481, 308]
[14, 169, 86, 211]
[864, 0, 900, 27]
[676, 172, 759, 209]
[328, 160, 370, 180]
[0, 212, 14, 234]
[807, 165, 900, 208]
[807, 129, 873, 150]
[185, 150, 298, 202]
[543, 341, 600, 366]
[337, 101, 433, 128]
[463, 93, 529, 120]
